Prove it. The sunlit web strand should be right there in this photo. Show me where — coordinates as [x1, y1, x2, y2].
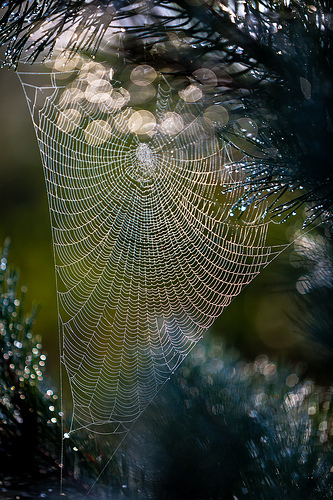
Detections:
[17, 53, 286, 435]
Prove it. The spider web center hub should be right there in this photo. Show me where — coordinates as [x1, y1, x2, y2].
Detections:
[126, 143, 158, 189]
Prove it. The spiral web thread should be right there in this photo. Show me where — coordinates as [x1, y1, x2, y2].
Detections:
[17, 53, 285, 436]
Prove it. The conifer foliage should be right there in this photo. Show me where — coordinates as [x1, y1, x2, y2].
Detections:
[0, 238, 62, 495]
[1, 0, 333, 224]
[1, 241, 333, 498]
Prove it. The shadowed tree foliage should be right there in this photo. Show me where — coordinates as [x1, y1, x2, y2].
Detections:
[0, 240, 128, 498]
[1, 239, 333, 499]
[130, 333, 333, 499]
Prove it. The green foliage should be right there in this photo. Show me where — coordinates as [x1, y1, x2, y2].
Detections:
[1, 238, 333, 498]
[0, 238, 62, 494]
[0, 0, 93, 66]
[1, 0, 333, 225]
[135, 334, 333, 499]
[0, 239, 143, 498]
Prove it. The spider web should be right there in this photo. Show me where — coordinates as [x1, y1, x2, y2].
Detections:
[17, 52, 285, 435]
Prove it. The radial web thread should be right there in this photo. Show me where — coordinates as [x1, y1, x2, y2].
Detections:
[17, 54, 285, 435]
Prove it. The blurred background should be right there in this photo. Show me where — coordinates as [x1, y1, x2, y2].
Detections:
[1, 1, 333, 497]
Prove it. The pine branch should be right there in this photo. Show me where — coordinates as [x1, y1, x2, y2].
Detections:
[1, 238, 333, 497]
[1, 1, 332, 224]
[136, 333, 333, 499]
